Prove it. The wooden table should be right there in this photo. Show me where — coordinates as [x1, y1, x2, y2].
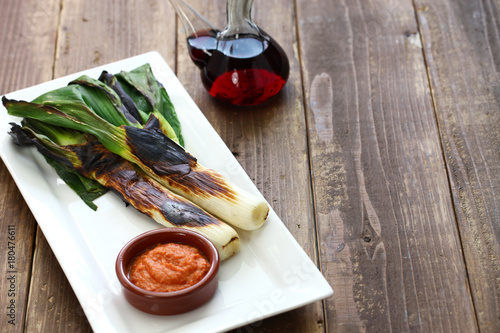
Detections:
[1, 0, 499, 332]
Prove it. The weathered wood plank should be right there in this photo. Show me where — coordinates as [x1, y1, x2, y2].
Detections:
[297, 0, 477, 331]
[54, 0, 177, 77]
[25, 228, 93, 332]
[0, 0, 59, 94]
[0, 163, 37, 333]
[23, 0, 177, 332]
[0, 0, 60, 332]
[415, 0, 500, 331]
[174, 0, 325, 331]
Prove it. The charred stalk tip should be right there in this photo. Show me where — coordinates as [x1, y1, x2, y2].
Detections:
[8, 123, 33, 146]
[2, 95, 18, 108]
[99, 71, 143, 124]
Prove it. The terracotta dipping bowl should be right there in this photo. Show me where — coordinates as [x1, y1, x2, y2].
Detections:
[115, 228, 220, 315]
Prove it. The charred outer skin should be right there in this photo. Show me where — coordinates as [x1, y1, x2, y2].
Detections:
[124, 126, 237, 201]
[69, 138, 226, 228]
[9, 124, 225, 229]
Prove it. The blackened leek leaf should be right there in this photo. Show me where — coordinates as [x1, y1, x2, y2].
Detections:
[10, 123, 239, 260]
[114, 76, 153, 115]
[115, 64, 184, 146]
[8, 123, 107, 210]
[104, 71, 182, 146]
[98, 71, 143, 123]
[43, 156, 107, 211]
[26, 74, 181, 146]
[147, 110, 180, 144]
[2, 92, 134, 162]
[2, 96, 179, 176]
[20, 72, 180, 146]
[70, 75, 141, 126]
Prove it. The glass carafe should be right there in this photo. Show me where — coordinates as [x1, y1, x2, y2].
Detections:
[169, 0, 290, 106]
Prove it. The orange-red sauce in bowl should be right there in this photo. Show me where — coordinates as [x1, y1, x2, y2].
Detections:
[129, 243, 210, 292]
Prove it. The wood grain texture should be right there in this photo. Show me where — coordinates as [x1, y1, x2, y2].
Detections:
[0, 161, 37, 333]
[0, 0, 60, 332]
[54, 0, 177, 76]
[415, 0, 500, 331]
[25, 228, 92, 332]
[174, 0, 325, 331]
[296, 0, 477, 331]
[0, 0, 60, 95]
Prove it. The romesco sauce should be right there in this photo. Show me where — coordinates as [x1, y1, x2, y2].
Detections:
[129, 243, 210, 292]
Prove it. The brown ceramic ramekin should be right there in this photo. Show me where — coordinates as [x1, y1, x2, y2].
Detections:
[115, 228, 220, 315]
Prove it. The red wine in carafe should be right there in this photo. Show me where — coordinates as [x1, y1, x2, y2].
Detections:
[187, 31, 289, 106]
[187, 30, 219, 69]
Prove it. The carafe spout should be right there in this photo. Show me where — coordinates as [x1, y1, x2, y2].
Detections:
[167, 0, 218, 39]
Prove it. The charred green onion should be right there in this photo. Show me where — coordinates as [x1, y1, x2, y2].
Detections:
[8, 121, 239, 260]
[2, 63, 269, 232]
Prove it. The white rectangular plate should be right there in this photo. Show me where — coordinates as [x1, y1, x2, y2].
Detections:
[0, 52, 333, 333]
